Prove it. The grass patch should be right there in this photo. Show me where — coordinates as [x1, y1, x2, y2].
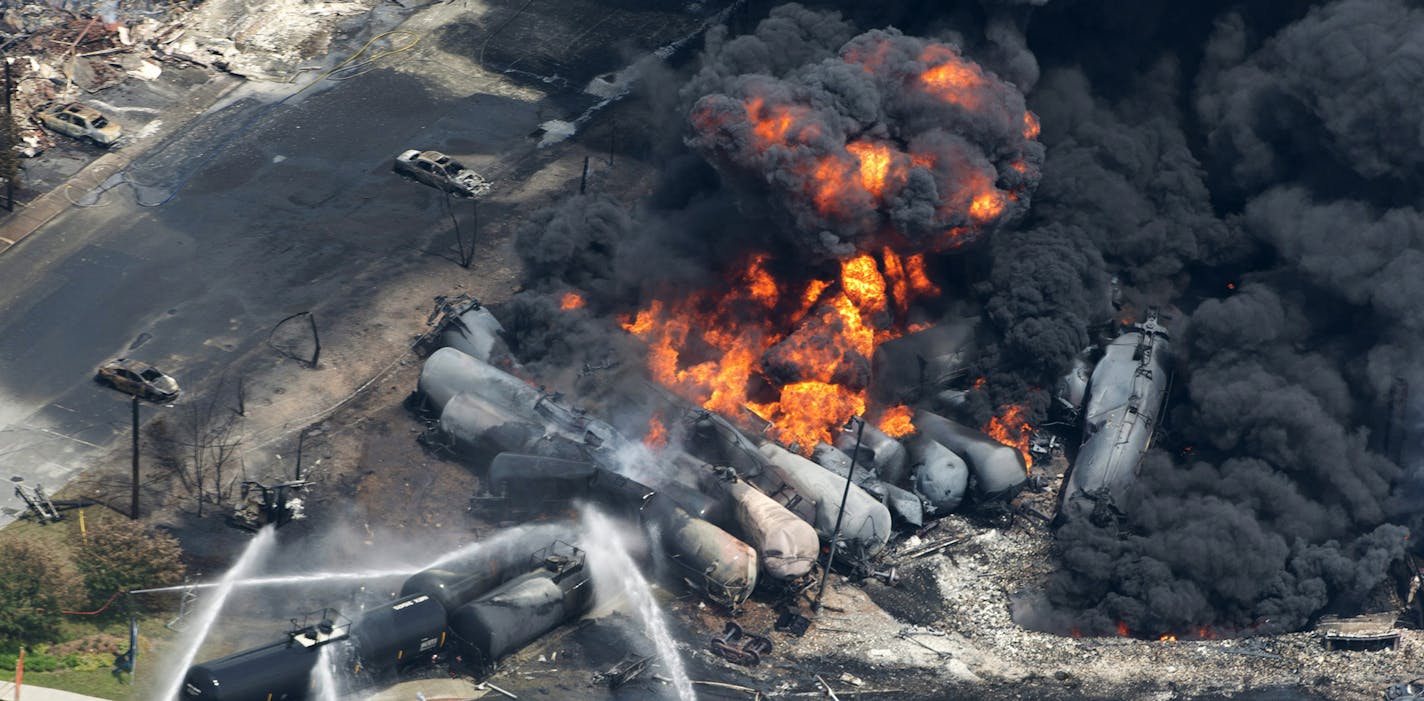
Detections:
[0, 667, 134, 700]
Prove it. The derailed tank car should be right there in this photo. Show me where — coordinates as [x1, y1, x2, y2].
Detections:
[1058, 314, 1171, 524]
[182, 528, 583, 701]
[447, 547, 593, 671]
[348, 594, 448, 674]
[181, 596, 444, 701]
[482, 453, 760, 608]
[181, 639, 319, 701]
[696, 461, 820, 580]
[905, 435, 969, 516]
[912, 411, 1027, 500]
[758, 442, 892, 563]
[684, 409, 891, 567]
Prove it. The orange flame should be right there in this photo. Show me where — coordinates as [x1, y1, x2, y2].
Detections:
[1023, 111, 1041, 140]
[559, 292, 585, 310]
[846, 141, 905, 198]
[877, 405, 915, 438]
[918, 44, 988, 110]
[880, 249, 941, 319]
[1159, 634, 1178, 642]
[983, 402, 1033, 470]
[1116, 621, 1131, 637]
[694, 83, 1017, 248]
[623, 250, 935, 452]
[744, 253, 779, 308]
[970, 191, 1007, 223]
[644, 414, 668, 449]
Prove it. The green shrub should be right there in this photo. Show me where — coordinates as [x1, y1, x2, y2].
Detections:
[0, 538, 73, 645]
[75, 520, 185, 616]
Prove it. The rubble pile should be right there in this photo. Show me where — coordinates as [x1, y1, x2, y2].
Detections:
[795, 507, 1423, 701]
[158, 0, 379, 79]
[1, 3, 174, 152]
[0, 0, 383, 154]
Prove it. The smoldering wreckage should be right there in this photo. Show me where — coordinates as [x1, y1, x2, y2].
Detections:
[13, 0, 1414, 698]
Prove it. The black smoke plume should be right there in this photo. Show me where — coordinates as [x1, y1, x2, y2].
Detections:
[501, 0, 1421, 637]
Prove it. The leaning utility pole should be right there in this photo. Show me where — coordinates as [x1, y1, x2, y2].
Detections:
[814, 415, 864, 613]
[130, 395, 140, 519]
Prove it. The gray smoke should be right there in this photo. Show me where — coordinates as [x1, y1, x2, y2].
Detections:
[683, 4, 1043, 258]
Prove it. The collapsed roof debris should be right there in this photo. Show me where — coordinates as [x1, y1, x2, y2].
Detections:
[1, 0, 381, 153]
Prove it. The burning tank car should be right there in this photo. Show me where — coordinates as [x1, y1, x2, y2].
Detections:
[181, 529, 589, 701]
[1057, 314, 1172, 525]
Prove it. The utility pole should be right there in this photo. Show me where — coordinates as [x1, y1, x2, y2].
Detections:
[130, 395, 140, 519]
[579, 155, 589, 195]
[3, 56, 15, 212]
[814, 415, 864, 613]
[294, 429, 306, 481]
[607, 107, 616, 168]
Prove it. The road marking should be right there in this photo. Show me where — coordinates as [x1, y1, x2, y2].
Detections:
[34, 427, 103, 449]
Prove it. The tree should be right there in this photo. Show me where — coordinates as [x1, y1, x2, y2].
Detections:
[0, 538, 72, 645]
[150, 377, 244, 515]
[75, 519, 185, 613]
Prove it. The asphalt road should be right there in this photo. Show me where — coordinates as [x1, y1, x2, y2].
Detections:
[0, 0, 717, 524]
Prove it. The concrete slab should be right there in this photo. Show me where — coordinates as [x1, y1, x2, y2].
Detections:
[363, 677, 489, 701]
[0, 683, 113, 701]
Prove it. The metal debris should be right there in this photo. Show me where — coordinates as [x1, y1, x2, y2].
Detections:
[592, 653, 653, 689]
[709, 621, 773, 667]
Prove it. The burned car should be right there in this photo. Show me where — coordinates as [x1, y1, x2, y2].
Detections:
[392, 149, 490, 197]
[95, 358, 179, 402]
[36, 102, 122, 146]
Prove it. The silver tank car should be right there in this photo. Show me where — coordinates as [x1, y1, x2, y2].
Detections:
[437, 300, 512, 363]
[833, 422, 909, 486]
[1059, 315, 1171, 523]
[905, 435, 969, 516]
[588, 468, 759, 608]
[438, 392, 584, 462]
[812, 443, 926, 528]
[481, 453, 759, 608]
[1055, 349, 1095, 418]
[420, 347, 543, 414]
[757, 442, 892, 559]
[696, 462, 820, 580]
[425, 349, 626, 464]
[911, 411, 1027, 500]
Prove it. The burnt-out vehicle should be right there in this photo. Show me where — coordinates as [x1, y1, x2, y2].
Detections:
[95, 358, 179, 402]
[392, 149, 490, 197]
[35, 102, 122, 146]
